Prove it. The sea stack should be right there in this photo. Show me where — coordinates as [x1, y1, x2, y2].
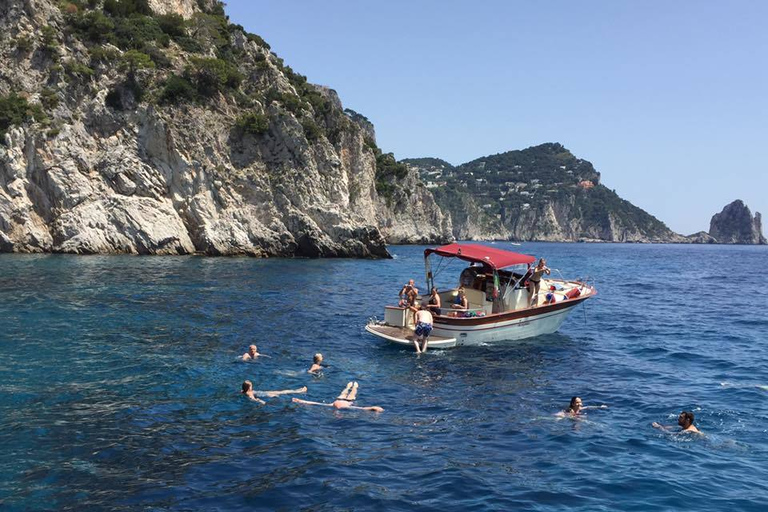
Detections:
[708, 200, 767, 245]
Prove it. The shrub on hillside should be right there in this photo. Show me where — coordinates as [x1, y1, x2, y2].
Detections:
[40, 88, 60, 110]
[189, 57, 242, 97]
[301, 118, 321, 141]
[265, 89, 304, 115]
[63, 59, 94, 78]
[89, 45, 119, 64]
[120, 50, 155, 74]
[159, 75, 197, 104]
[41, 25, 59, 54]
[174, 36, 204, 53]
[235, 112, 269, 135]
[14, 35, 33, 53]
[103, 0, 151, 17]
[113, 15, 166, 50]
[0, 94, 46, 139]
[69, 11, 115, 44]
[156, 13, 186, 38]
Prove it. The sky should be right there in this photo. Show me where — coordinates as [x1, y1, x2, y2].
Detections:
[225, 1, 767, 236]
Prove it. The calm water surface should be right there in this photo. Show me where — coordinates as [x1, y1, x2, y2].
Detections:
[1, 243, 767, 511]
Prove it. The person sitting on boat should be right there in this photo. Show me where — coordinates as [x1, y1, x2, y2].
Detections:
[557, 396, 608, 417]
[242, 344, 268, 361]
[241, 380, 308, 404]
[413, 304, 434, 353]
[528, 258, 551, 307]
[545, 285, 558, 304]
[451, 287, 468, 310]
[460, 266, 477, 288]
[398, 279, 419, 308]
[427, 287, 442, 316]
[652, 411, 701, 434]
[308, 353, 326, 374]
[292, 381, 384, 413]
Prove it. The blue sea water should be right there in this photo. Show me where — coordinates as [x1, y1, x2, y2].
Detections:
[1, 243, 767, 511]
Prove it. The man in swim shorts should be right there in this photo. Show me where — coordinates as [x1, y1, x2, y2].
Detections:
[413, 304, 434, 353]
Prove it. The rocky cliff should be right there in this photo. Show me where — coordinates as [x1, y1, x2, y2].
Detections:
[407, 144, 684, 243]
[707, 200, 766, 245]
[0, 0, 451, 256]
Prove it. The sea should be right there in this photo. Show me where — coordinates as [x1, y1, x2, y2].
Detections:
[1, 243, 766, 511]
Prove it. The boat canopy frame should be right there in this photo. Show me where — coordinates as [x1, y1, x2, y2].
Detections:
[424, 243, 537, 299]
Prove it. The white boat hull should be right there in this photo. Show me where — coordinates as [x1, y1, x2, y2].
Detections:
[431, 303, 577, 346]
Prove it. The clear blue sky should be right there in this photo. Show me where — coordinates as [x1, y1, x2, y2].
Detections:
[225, 1, 767, 236]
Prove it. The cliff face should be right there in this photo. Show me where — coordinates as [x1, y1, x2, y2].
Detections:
[708, 200, 767, 245]
[407, 144, 683, 242]
[0, 0, 450, 256]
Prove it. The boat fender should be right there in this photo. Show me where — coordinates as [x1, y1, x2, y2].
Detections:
[565, 288, 581, 300]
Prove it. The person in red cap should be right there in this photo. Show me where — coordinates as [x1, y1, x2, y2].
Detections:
[545, 285, 557, 304]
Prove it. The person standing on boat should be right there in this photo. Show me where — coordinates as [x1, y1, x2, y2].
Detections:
[528, 258, 551, 307]
[652, 411, 701, 433]
[399, 279, 419, 308]
[426, 287, 442, 316]
[413, 304, 434, 353]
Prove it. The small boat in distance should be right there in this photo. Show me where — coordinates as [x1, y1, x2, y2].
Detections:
[366, 243, 596, 348]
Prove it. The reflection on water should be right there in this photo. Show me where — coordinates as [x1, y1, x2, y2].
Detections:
[1, 244, 768, 510]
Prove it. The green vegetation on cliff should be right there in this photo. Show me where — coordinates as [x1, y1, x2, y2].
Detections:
[407, 143, 677, 241]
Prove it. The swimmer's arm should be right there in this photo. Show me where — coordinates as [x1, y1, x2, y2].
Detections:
[248, 396, 266, 404]
[349, 405, 384, 413]
[652, 422, 671, 431]
[292, 398, 332, 407]
[582, 405, 608, 410]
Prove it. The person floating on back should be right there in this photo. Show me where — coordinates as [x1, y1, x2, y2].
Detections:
[413, 304, 434, 354]
[292, 381, 384, 413]
[241, 380, 307, 404]
[308, 353, 326, 374]
[242, 344, 268, 361]
[556, 396, 608, 417]
[652, 411, 701, 434]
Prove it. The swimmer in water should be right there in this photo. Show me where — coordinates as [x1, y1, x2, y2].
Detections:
[241, 380, 307, 404]
[241, 344, 268, 361]
[652, 411, 701, 434]
[308, 353, 325, 374]
[292, 381, 384, 413]
[556, 396, 608, 417]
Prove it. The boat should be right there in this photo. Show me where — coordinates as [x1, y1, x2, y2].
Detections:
[366, 243, 596, 348]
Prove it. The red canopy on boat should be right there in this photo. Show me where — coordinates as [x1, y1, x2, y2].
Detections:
[424, 243, 535, 270]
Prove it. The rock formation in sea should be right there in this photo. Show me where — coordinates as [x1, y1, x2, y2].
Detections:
[707, 200, 767, 245]
[0, 0, 451, 256]
[684, 231, 717, 244]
